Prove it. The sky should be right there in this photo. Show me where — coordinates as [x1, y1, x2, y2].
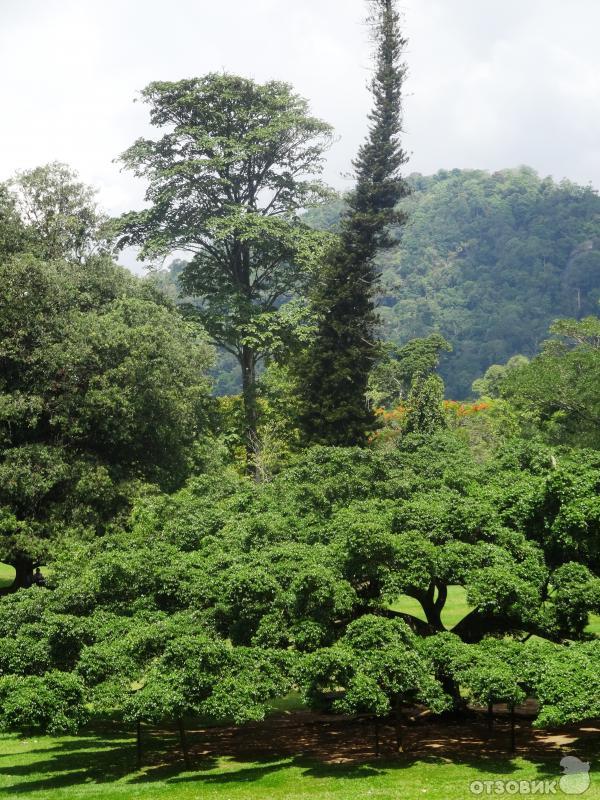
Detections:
[1, 0, 600, 269]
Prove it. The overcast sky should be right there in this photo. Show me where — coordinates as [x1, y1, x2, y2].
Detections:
[2, 0, 600, 269]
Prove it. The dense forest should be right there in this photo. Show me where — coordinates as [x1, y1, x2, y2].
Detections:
[184, 167, 600, 398]
[0, 0, 599, 794]
[306, 167, 600, 398]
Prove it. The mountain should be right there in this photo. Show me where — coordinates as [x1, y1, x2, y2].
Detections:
[307, 166, 600, 397]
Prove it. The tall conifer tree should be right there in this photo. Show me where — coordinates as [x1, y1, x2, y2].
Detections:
[299, 0, 409, 445]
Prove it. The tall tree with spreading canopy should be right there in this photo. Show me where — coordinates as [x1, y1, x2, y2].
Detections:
[116, 75, 334, 472]
[298, 0, 409, 445]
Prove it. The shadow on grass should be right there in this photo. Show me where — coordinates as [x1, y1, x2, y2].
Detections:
[0, 716, 597, 795]
[0, 732, 141, 794]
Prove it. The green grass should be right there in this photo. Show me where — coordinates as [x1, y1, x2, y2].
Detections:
[268, 692, 306, 714]
[0, 564, 14, 590]
[587, 614, 600, 637]
[390, 586, 472, 630]
[1, 728, 598, 800]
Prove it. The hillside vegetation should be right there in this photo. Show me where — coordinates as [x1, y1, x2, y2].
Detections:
[307, 167, 600, 397]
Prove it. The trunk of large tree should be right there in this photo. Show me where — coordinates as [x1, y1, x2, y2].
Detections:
[487, 702, 494, 733]
[241, 345, 259, 479]
[0, 557, 32, 596]
[414, 583, 447, 631]
[440, 674, 465, 713]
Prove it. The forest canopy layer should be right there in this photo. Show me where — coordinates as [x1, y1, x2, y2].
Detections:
[305, 167, 600, 398]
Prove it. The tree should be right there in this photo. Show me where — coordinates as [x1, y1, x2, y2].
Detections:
[8, 162, 110, 262]
[116, 74, 334, 472]
[0, 435, 598, 747]
[472, 355, 529, 399]
[122, 632, 290, 766]
[403, 374, 447, 435]
[0, 527, 292, 758]
[525, 640, 600, 728]
[457, 638, 526, 752]
[0, 671, 88, 735]
[501, 317, 600, 448]
[299, 615, 448, 755]
[369, 334, 452, 409]
[0, 255, 214, 591]
[515, 448, 600, 576]
[298, 0, 409, 445]
[0, 184, 26, 259]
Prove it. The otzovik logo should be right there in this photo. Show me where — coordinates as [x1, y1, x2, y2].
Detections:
[559, 757, 591, 795]
[469, 755, 592, 795]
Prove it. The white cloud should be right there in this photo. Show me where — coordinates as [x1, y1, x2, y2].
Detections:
[1, 0, 599, 262]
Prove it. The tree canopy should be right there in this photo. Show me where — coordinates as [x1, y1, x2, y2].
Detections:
[306, 167, 600, 398]
[0, 254, 214, 591]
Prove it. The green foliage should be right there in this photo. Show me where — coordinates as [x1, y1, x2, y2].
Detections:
[501, 316, 600, 448]
[369, 334, 452, 408]
[403, 374, 447, 435]
[0, 184, 26, 259]
[525, 640, 600, 727]
[299, 615, 448, 717]
[0, 671, 87, 735]
[457, 638, 526, 710]
[6, 162, 110, 262]
[0, 431, 599, 734]
[472, 355, 530, 399]
[0, 254, 214, 587]
[307, 168, 600, 398]
[116, 73, 334, 467]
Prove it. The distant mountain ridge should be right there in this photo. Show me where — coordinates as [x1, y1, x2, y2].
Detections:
[306, 166, 600, 397]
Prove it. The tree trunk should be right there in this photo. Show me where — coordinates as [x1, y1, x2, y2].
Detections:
[487, 702, 494, 733]
[394, 700, 404, 753]
[241, 345, 259, 479]
[440, 674, 464, 713]
[509, 705, 516, 753]
[178, 718, 190, 768]
[374, 717, 380, 758]
[136, 721, 142, 770]
[0, 557, 33, 596]
[433, 583, 448, 620]
[414, 583, 446, 630]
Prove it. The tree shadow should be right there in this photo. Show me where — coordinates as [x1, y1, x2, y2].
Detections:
[0, 714, 597, 795]
[0, 733, 137, 794]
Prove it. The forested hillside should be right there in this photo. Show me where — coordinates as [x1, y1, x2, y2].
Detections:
[307, 167, 600, 397]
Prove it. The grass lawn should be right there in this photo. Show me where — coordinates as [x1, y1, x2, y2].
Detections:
[390, 586, 472, 630]
[1, 727, 598, 800]
[0, 564, 14, 590]
[588, 613, 600, 637]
